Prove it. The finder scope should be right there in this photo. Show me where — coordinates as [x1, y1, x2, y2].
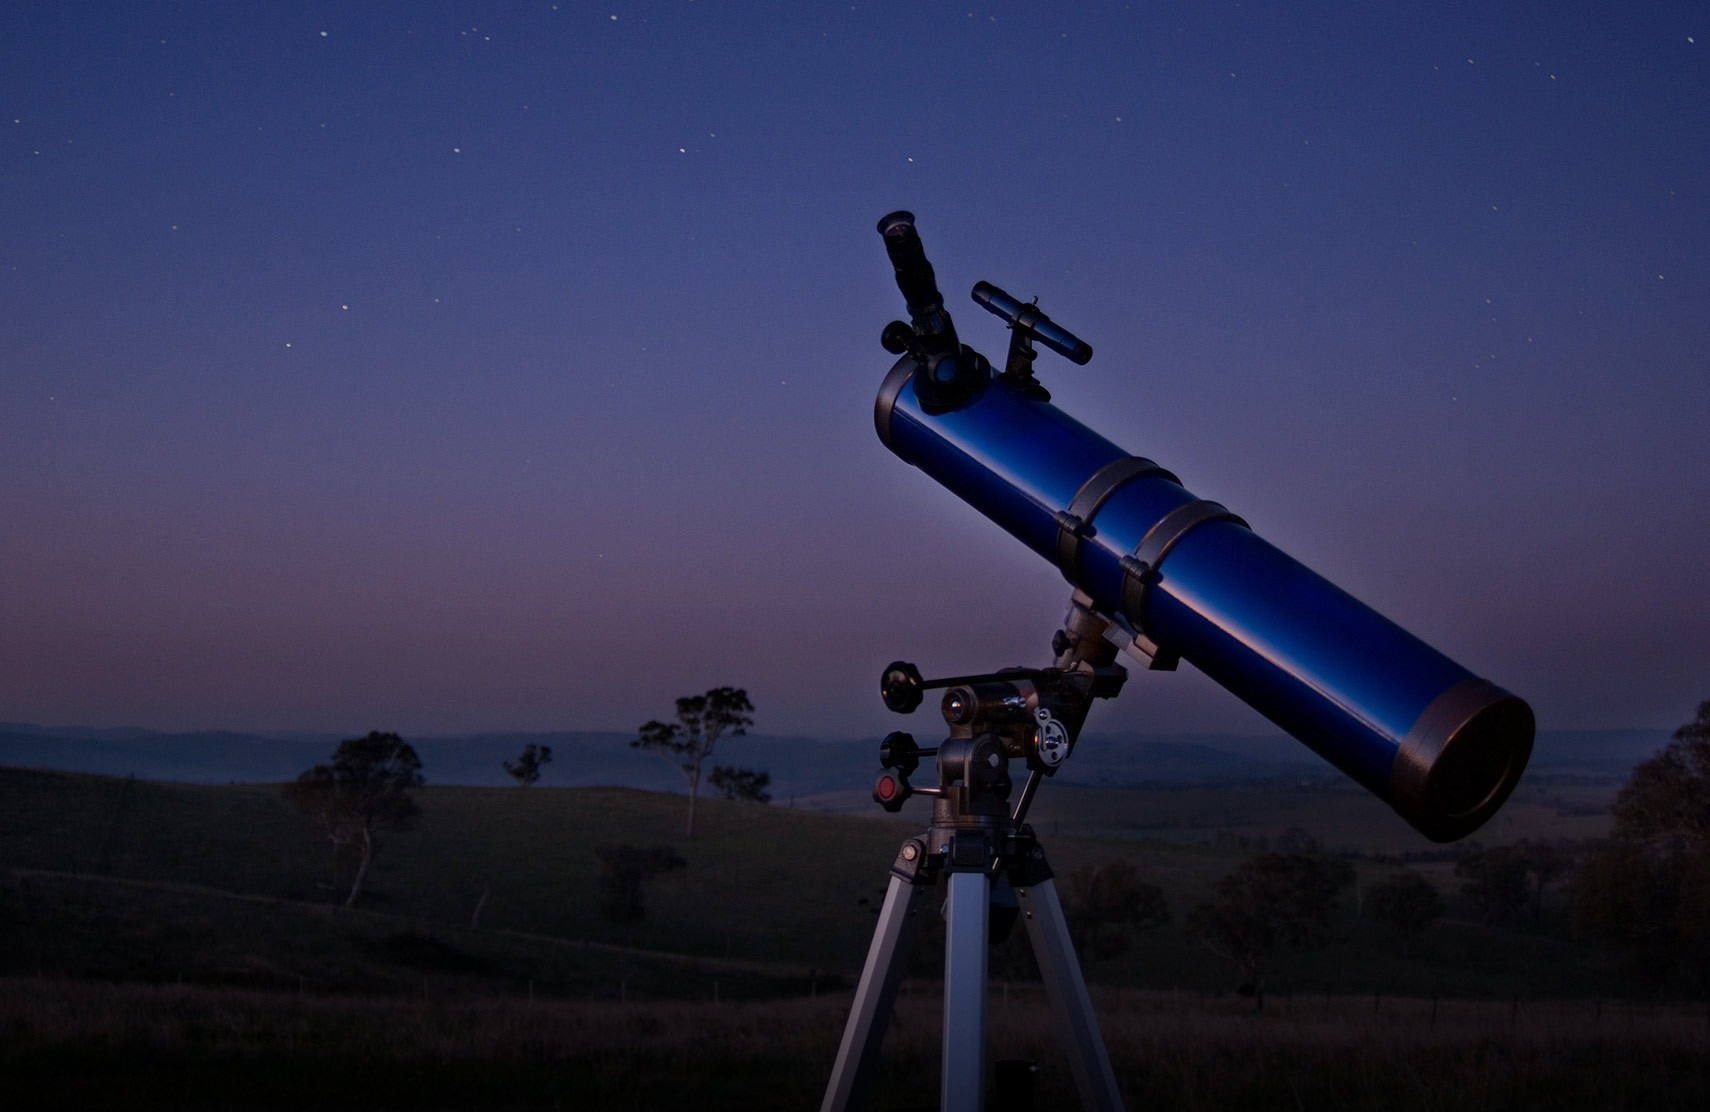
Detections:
[871, 212, 1533, 842]
[972, 281, 1093, 365]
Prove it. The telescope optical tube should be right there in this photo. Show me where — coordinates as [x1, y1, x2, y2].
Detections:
[875, 352, 1533, 843]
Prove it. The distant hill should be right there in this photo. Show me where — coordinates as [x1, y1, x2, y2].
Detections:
[0, 723, 777, 793]
[1512, 728, 1674, 777]
[0, 721, 1669, 795]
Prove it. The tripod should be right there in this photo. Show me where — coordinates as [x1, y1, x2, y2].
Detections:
[821, 595, 1130, 1112]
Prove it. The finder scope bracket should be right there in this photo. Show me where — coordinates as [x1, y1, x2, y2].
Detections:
[970, 280, 1094, 403]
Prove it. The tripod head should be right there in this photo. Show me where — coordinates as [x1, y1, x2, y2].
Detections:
[872, 594, 1126, 826]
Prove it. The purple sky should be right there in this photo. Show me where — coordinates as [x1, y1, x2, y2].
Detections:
[3, 3, 1706, 744]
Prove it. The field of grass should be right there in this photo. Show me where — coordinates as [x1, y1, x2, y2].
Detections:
[0, 762, 1672, 1108]
[0, 765, 1631, 996]
[1019, 774, 1615, 853]
[4, 976, 1708, 1111]
[0, 768, 914, 981]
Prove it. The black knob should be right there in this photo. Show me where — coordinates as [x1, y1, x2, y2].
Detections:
[878, 730, 920, 775]
[880, 660, 925, 714]
[881, 320, 916, 355]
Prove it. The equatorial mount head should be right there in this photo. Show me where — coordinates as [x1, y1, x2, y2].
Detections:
[868, 603, 1129, 824]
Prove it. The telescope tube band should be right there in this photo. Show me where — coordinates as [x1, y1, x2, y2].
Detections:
[876, 355, 1533, 842]
[1054, 455, 1179, 582]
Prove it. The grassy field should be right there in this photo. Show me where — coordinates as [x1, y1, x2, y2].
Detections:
[0, 765, 1628, 995]
[1018, 774, 1615, 852]
[4, 977, 1707, 1110]
[0, 763, 1673, 1108]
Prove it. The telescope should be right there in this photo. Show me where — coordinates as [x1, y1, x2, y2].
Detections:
[824, 214, 1536, 1112]
[872, 211, 1532, 843]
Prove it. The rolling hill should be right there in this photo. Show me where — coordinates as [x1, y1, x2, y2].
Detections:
[0, 721, 1667, 795]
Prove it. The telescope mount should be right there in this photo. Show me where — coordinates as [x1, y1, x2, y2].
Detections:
[821, 592, 1129, 1112]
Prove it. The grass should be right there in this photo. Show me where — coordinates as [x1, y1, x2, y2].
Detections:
[0, 768, 910, 970]
[0, 765, 1638, 1000]
[0, 976, 845, 1110]
[0, 868, 823, 1001]
[0, 762, 1676, 1108]
[1020, 774, 1614, 853]
[4, 977, 1707, 1111]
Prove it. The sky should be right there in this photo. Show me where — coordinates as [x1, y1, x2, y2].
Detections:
[2, 2, 1706, 749]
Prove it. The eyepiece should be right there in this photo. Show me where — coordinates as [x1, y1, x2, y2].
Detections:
[877, 211, 943, 318]
[876, 210, 916, 236]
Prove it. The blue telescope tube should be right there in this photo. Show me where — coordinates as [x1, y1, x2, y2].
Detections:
[876, 358, 1533, 842]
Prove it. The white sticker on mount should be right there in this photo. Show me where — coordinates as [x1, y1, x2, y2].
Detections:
[1034, 707, 1070, 767]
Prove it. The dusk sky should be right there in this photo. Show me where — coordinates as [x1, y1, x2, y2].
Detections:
[3, 3, 1705, 749]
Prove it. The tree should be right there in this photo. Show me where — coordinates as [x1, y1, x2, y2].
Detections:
[1274, 826, 1322, 854]
[1366, 870, 1445, 957]
[708, 765, 771, 804]
[630, 687, 754, 837]
[1575, 700, 1710, 984]
[1456, 845, 1531, 925]
[283, 731, 424, 909]
[594, 843, 687, 933]
[1187, 852, 1354, 1010]
[503, 743, 552, 787]
[1060, 859, 1170, 963]
[1517, 839, 1571, 925]
[1575, 842, 1683, 984]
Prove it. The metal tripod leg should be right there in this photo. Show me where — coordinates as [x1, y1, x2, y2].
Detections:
[1017, 877, 1124, 1111]
[823, 828, 1126, 1110]
[942, 868, 992, 1112]
[821, 868, 929, 1112]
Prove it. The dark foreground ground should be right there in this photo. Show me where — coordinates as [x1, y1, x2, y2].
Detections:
[5, 976, 1709, 1111]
